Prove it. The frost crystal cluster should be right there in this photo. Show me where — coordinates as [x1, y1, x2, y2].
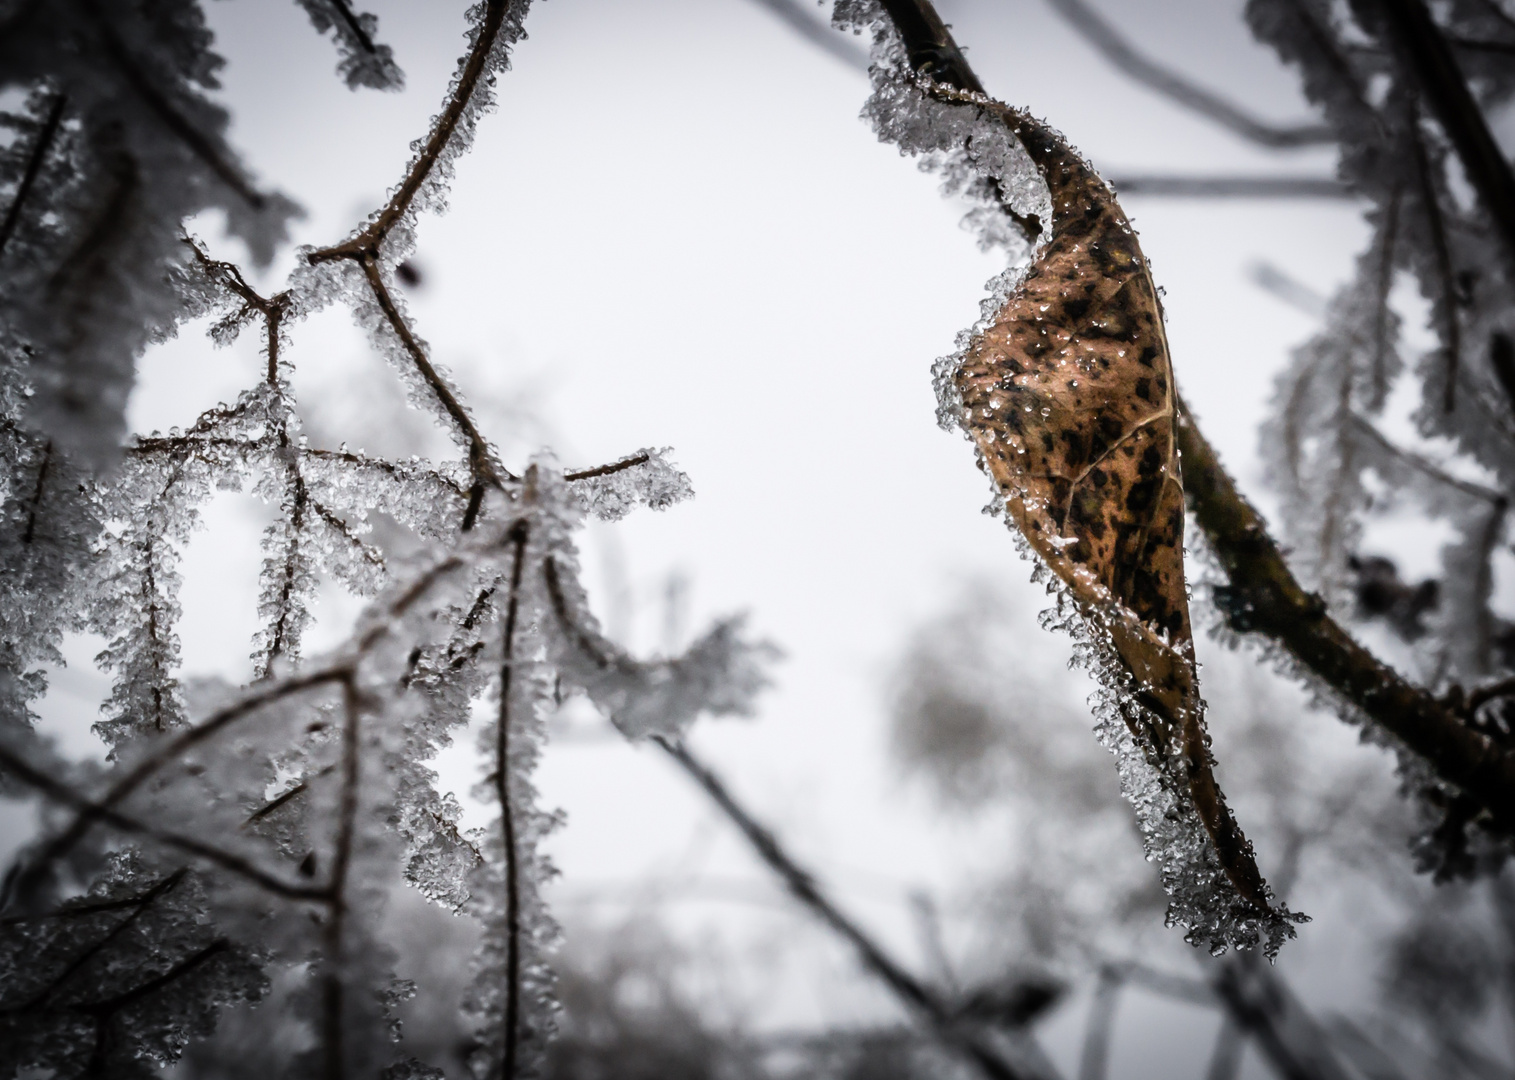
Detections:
[1249, 0, 1515, 875]
[0, 3, 775, 1075]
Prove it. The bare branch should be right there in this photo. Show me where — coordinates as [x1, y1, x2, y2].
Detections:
[744, 0, 870, 72]
[1046, 0, 1334, 148]
[1176, 400, 1515, 835]
[655, 736, 1046, 1080]
[1109, 174, 1350, 198]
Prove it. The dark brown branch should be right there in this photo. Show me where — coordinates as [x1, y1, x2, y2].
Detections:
[876, 0, 984, 93]
[0, 869, 186, 925]
[308, 497, 385, 570]
[246, 780, 308, 824]
[0, 868, 188, 1012]
[308, 0, 507, 260]
[1047, 0, 1334, 148]
[1109, 175, 1350, 198]
[0, 92, 66, 259]
[1176, 401, 1515, 835]
[80, 936, 230, 1016]
[495, 521, 529, 1080]
[1371, 0, 1515, 277]
[563, 452, 651, 482]
[358, 254, 514, 487]
[328, 0, 379, 55]
[1465, 674, 1515, 712]
[654, 736, 1039, 1080]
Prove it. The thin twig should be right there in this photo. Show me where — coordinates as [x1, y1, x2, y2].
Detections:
[0, 868, 188, 1013]
[1046, 0, 1333, 148]
[1, 669, 346, 910]
[0, 745, 328, 903]
[655, 736, 1042, 1080]
[1109, 175, 1349, 198]
[0, 92, 66, 259]
[1371, 0, 1515, 278]
[495, 520, 529, 1080]
[563, 452, 651, 482]
[308, 0, 508, 262]
[359, 253, 512, 488]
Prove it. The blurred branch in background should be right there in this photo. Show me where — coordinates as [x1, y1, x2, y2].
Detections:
[655, 735, 1063, 1080]
[1108, 175, 1351, 199]
[1042, 0, 1335, 148]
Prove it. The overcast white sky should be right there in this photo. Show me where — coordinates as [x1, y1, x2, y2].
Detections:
[28, 1, 1444, 1075]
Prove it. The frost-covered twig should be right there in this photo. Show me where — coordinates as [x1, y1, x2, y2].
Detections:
[494, 521, 529, 1080]
[0, 743, 330, 902]
[1368, 0, 1515, 276]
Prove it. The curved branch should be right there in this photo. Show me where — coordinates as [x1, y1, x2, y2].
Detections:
[308, 0, 508, 261]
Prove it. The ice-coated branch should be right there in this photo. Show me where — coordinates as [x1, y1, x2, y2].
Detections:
[494, 521, 528, 1080]
[357, 252, 511, 497]
[655, 736, 1045, 1080]
[2, 668, 348, 908]
[1046, 0, 1334, 148]
[1365, 0, 1515, 277]
[1, 868, 188, 1012]
[0, 743, 329, 903]
[309, 0, 509, 261]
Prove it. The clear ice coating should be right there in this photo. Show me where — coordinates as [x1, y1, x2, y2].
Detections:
[835, 0, 1302, 955]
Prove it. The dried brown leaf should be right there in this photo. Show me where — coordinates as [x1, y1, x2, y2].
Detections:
[952, 99, 1274, 916]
